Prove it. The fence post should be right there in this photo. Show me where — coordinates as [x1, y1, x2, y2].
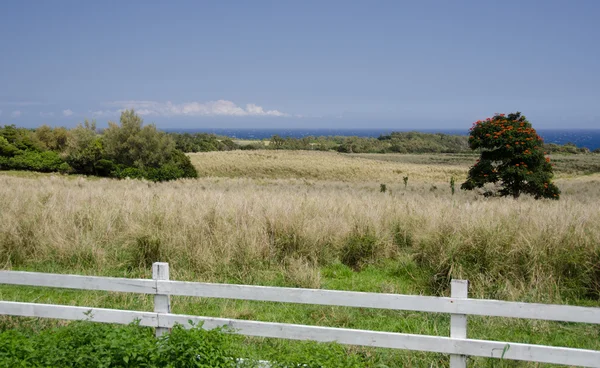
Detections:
[152, 262, 171, 338]
[450, 279, 469, 368]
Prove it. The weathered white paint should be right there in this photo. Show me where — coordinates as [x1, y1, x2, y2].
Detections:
[0, 301, 157, 327]
[156, 280, 600, 324]
[152, 262, 170, 337]
[450, 280, 468, 368]
[0, 271, 155, 294]
[2, 270, 599, 324]
[162, 314, 600, 368]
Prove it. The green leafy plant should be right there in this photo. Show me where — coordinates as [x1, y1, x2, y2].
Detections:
[461, 112, 560, 199]
[380, 183, 387, 193]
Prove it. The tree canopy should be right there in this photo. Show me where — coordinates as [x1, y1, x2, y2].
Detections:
[461, 112, 560, 199]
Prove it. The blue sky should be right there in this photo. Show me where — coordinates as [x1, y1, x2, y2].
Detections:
[1, 0, 599, 129]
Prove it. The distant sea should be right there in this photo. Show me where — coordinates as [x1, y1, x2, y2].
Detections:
[166, 128, 600, 151]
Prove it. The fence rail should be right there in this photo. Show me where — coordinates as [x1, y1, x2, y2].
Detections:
[1, 262, 599, 367]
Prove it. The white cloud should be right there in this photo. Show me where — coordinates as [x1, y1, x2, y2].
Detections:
[62, 109, 74, 117]
[89, 109, 123, 118]
[109, 100, 289, 117]
[11, 110, 21, 118]
[40, 112, 55, 118]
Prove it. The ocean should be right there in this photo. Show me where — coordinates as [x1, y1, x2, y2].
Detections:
[167, 128, 600, 151]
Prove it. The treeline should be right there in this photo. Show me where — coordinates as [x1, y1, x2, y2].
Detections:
[0, 110, 197, 181]
[169, 131, 598, 154]
[544, 142, 595, 154]
[170, 131, 473, 154]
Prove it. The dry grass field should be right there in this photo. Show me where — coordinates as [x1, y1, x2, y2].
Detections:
[189, 150, 467, 183]
[2, 151, 600, 299]
[1, 150, 600, 366]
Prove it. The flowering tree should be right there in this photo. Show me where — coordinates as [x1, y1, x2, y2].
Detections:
[461, 112, 560, 199]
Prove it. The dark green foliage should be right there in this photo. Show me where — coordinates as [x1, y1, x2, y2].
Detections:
[461, 112, 560, 199]
[378, 131, 470, 153]
[380, 183, 387, 193]
[171, 132, 235, 152]
[544, 142, 590, 154]
[112, 150, 197, 182]
[0, 150, 70, 172]
[0, 321, 237, 367]
[0, 136, 19, 157]
[0, 125, 44, 152]
[154, 322, 235, 367]
[0, 321, 369, 367]
[94, 159, 116, 177]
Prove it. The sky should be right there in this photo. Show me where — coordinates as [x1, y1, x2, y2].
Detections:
[1, 0, 599, 130]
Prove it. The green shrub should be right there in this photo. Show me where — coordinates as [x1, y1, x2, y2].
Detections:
[0, 136, 19, 157]
[3, 150, 70, 173]
[64, 121, 104, 175]
[340, 229, 378, 271]
[103, 110, 175, 168]
[94, 159, 116, 177]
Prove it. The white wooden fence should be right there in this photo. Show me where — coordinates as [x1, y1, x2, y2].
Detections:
[1, 262, 600, 367]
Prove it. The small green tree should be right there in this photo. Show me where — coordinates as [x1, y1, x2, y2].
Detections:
[103, 110, 197, 180]
[461, 112, 560, 199]
[64, 120, 103, 174]
[103, 110, 176, 168]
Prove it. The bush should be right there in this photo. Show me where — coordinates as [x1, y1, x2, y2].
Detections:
[102, 111, 197, 181]
[2, 151, 70, 173]
[64, 120, 103, 175]
[94, 159, 116, 177]
[0, 136, 19, 157]
[103, 110, 176, 168]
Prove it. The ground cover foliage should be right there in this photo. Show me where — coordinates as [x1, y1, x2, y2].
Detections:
[1, 149, 600, 366]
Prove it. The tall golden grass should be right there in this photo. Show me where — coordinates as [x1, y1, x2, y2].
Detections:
[1, 150, 599, 303]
